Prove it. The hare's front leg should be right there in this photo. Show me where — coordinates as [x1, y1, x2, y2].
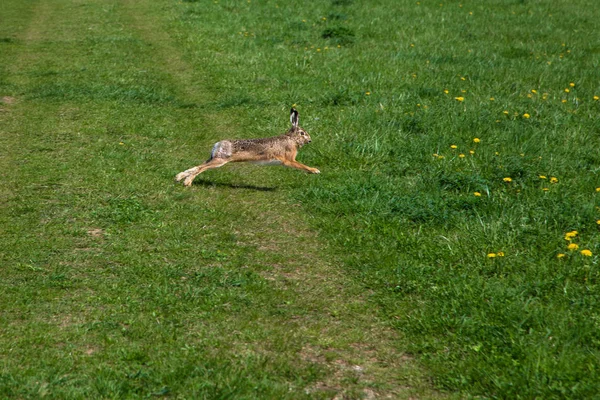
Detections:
[280, 159, 320, 174]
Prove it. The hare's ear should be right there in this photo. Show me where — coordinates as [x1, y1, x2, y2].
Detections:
[290, 108, 299, 128]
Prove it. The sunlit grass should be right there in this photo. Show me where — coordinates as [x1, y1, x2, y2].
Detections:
[168, 0, 600, 397]
[2, 0, 600, 398]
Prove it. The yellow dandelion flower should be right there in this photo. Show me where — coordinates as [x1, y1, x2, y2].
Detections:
[596, 219, 600, 225]
[594, 96, 599, 101]
[539, 175, 547, 179]
[460, 77, 466, 81]
[567, 243, 579, 251]
[497, 251, 505, 257]
[562, 99, 567, 103]
[569, 82, 575, 87]
[503, 110, 509, 115]
[557, 253, 565, 259]
[550, 177, 558, 183]
[565, 231, 578, 240]
[487, 253, 497, 258]
[542, 187, 549, 191]
[596, 187, 600, 192]
[581, 249, 593, 257]
[455, 96, 465, 102]
[473, 138, 480, 143]
[459, 153, 465, 158]
[523, 113, 531, 118]
[438, 155, 445, 159]
[531, 89, 537, 94]
[474, 192, 482, 197]
[503, 177, 512, 183]
[443, 89, 449, 94]
[564, 88, 570, 93]
[469, 150, 475, 155]
[365, 91, 370, 95]
[490, 97, 495, 101]
[450, 144, 458, 149]
[433, 153, 439, 157]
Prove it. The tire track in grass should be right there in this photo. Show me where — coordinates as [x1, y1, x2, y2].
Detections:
[0, 0, 442, 397]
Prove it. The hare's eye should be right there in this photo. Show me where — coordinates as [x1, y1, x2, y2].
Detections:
[300, 131, 305, 136]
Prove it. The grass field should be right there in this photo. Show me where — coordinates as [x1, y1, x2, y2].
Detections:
[1, 0, 600, 398]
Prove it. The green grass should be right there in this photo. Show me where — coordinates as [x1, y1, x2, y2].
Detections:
[2, 0, 600, 398]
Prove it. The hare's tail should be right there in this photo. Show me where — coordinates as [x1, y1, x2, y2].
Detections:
[210, 141, 232, 160]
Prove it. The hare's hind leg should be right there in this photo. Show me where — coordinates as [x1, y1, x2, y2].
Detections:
[176, 157, 229, 186]
[176, 141, 232, 186]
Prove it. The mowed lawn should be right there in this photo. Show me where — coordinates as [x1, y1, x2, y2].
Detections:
[2, 0, 600, 399]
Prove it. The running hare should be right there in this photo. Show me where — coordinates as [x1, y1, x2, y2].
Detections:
[175, 108, 320, 186]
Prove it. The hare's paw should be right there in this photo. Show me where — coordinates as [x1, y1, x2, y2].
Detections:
[311, 168, 321, 174]
[183, 176, 196, 187]
[175, 171, 189, 182]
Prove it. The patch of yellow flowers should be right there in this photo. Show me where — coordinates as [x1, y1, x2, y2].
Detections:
[558, 230, 593, 258]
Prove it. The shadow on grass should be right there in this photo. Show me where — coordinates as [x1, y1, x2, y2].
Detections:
[192, 178, 277, 192]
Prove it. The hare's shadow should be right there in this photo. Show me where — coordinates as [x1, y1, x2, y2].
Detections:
[192, 178, 277, 192]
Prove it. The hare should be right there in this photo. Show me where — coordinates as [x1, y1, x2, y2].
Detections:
[175, 108, 320, 186]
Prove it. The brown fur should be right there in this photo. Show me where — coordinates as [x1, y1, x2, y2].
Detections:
[175, 108, 320, 186]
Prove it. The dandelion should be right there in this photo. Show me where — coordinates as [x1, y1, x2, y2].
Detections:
[542, 187, 549, 191]
[594, 96, 599, 101]
[503, 110, 509, 115]
[564, 88, 570, 93]
[550, 177, 558, 183]
[433, 153, 439, 158]
[569, 82, 575, 87]
[487, 253, 497, 258]
[474, 192, 482, 197]
[557, 253, 565, 259]
[581, 249, 593, 257]
[450, 145, 458, 149]
[443, 89, 449, 94]
[497, 251, 505, 257]
[523, 113, 531, 118]
[567, 243, 579, 251]
[531, 89, 537, 94]
[460, 77, 466, 81]
[455, 96, 465, 102]
[469, 150, 475, 155]
[459, 153, 465, 158]
[565, 231, 578, 241]
[596, 219, 600, 225]
[596, 187, 600, 192]
[490, 97, 495, 101]
[539, 175, 547, 179]
[503, 177, 512, 183]
[365, 91, 370, 95]
[562, 99, 567, 103]
[473, 138, 480, 143]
